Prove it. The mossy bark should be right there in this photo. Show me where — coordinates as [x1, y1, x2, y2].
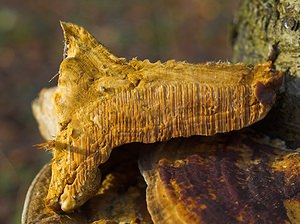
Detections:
[232, 0, 300, 147]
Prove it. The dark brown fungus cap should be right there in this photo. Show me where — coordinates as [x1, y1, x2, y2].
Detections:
[139, 132, 300, 224]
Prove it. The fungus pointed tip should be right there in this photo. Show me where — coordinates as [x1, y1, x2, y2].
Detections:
[59, 21, 76, 40]
[59, 21, 72, 31]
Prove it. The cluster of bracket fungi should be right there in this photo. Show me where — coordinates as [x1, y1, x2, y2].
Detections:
[22, 22, 299, 224]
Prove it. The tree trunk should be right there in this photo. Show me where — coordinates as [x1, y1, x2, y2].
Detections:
[231, 0, 300, 148]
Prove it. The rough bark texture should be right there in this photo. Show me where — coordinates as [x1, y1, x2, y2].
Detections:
[232, 0, 300, 147]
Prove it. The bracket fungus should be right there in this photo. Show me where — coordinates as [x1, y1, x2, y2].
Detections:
[38, 22, 283, 212]
[139, 133, 300, 223]
[22, 132, 300, 223]
[22, 22, 298, 224]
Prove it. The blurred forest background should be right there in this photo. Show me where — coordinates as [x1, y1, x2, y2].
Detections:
[0, 0, 239, 223]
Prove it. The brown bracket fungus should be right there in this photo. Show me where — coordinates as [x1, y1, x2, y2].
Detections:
[139, 132, 300, 224]
[35, 22, 283, 212]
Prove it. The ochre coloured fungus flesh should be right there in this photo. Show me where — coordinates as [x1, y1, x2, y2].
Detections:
[42, 22, 283, 212]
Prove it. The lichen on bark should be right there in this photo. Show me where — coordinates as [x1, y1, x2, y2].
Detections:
[231, 0, 300, 147]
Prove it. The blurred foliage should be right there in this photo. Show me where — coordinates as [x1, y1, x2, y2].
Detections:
[0, 0, 238, 223]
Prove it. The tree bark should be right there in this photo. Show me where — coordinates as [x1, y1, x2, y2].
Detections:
[232, 0, 300, 148]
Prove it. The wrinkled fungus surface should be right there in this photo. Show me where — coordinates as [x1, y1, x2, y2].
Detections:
[22, 144, 152, 224]
[32, 22, 282, 212]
